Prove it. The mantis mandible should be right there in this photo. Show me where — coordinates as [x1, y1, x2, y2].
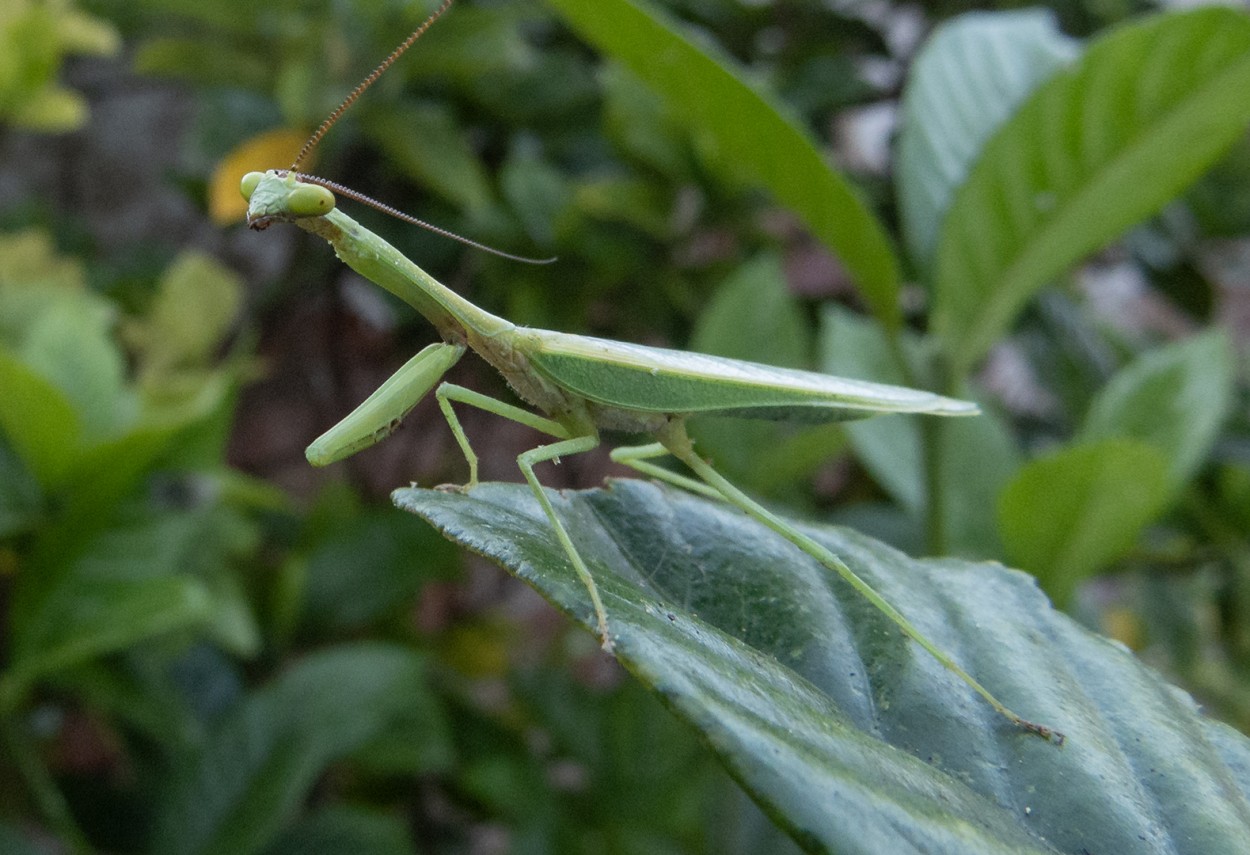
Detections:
[240, 0, 1062, 745]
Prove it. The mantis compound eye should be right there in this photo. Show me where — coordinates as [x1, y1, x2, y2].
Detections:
[288, 182, 336, 217]
[239, 171, 264, 201]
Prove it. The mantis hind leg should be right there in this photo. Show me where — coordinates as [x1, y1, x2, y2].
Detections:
[655, 421, 1063, 745]
[433, 386, 612, 649]
[610, 442, 722, 500]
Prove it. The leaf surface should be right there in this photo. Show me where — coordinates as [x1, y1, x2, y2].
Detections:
[1080, 330, 1233, 489]
[397, 481, 1250, 854]
[932, 8, 1250, 372]
[897, 9, 1077, 268]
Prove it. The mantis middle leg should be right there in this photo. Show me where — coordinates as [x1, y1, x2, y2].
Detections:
[436, 384, 613, 650]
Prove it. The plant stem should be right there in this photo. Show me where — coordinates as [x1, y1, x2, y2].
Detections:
[922, 357, 958, 556]
[922, 415, 946, 556]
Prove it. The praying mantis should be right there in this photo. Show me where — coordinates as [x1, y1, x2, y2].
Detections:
[240, 0, 1062, 745]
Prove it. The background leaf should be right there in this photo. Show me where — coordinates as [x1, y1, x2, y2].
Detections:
[260, 807, 417, 855]
[545, 0, 901, 327]
[153, 644, 434, 855]
[398, 481, 1250, 854]
[359, 101, 494, 215]
[896, 9, 1078, 269]
[1079, 329, 1233, 490]
[0, 350, 83, 488]
[932, 7, 1250, 372]
[997, 439, 1170, 605]
[0, 576, 214, 712]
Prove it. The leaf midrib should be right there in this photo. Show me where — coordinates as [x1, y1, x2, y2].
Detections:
[949, 36, 1250, 372]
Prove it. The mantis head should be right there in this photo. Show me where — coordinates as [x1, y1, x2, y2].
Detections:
[241, 170, 335, 230]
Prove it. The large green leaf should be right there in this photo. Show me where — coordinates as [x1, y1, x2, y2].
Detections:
[544, 0, 901, 327]
[896, 9, 1077, 269]
[0, 433, 42, 538]
[17, 292, 137, 443]
[0, 348, 82, 489]
[153, 644, 435, 855]
[397, 481, 1250, 854]
[932, 8, 1250, 373]
[358, 102, 494, 215]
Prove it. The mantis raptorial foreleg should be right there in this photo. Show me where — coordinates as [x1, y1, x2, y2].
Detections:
[306, 341, 466, 466]
[434, 386, 612, 647]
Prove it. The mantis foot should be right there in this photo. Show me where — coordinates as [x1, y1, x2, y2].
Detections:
[597, 621, 615, 654]
[433, 481, 475, 494]
[1015, 716, 1067, 747]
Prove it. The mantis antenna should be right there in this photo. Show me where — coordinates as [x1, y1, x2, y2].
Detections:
[290, 0, 454, 173]
[282, 0, 554, 265]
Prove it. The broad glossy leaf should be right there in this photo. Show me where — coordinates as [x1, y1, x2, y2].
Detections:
[300, 505, 456, 633]
[573, 174, 677, 239]
[499, 145, 570, 248]
[400, 4, 535, 85]
[397, 481, 1250, 854]
[897, 9, 1077, 269]
[545, 0, 901, 327]
[0, 3, 117, 131]
[153, 644, 434, 855]
[134, 37, 269, 91]
[0, 434, 41, 538]
[126, 252, 244, 375]
[1080, 329, 1233, 490]
[600, 63, 694, 180]
[998, 439, 1170, 605]
[933, 8, 1250, 372]
[17, 293, 137, 443]
[12, 498, 264, 706]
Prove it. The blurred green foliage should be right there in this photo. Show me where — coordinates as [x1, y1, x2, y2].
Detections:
[1, 0, 1250, 851]
[0, 0, 119, 131]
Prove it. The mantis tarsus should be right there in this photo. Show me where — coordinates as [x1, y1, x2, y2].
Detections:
[240, 0, 1063, 745]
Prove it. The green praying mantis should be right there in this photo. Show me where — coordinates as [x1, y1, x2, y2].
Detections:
[240, 0, 1063, 745]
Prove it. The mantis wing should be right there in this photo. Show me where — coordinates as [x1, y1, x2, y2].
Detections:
[525, 331, 975, 422]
